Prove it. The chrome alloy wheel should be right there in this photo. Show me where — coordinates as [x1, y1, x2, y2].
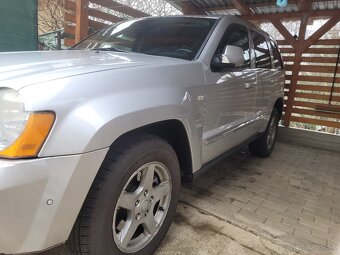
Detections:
[267, 115, 278, 149]
[113, 162, 172, 253]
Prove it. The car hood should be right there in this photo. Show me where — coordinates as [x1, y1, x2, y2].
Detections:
[0, 50, 186, 90]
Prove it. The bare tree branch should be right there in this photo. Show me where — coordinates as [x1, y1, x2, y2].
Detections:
[38, 0, 65, 35]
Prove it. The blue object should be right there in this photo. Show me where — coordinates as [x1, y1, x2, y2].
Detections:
[277, 0, 288, 7]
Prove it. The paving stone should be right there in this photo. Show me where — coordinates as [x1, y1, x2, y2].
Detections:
[177, 141, 340, 254]
[235, 209, 267, 224]
[299, 213, 315, 225]
[294, 229, 328, 247]
[265, 218, 295, 235]
[282, 218, 312, 233]
[210, 193, 233, 204]
[230, 200, 257, 213]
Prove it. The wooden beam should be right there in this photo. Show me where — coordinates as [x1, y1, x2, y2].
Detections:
[75, 0, 89, 43]
[283, 56, 339, 64]
[64, 24, 75, 37]
[203, 0, 297, 12]
[290, 92, 340, 102]
[284, 54, 302, 127]
[282, 12, 309, 127]
[286, 75, 340, 84]
[65, 12, 76, 24]
[292, 85, 340, 93]
[290, 116, 340, 129]
[88, 9, 125, 23]
[303, 16, 339, 52]
[65, 0, 76, 11]
[280, 47, 340, 54]
[243, 9, 340, 21]
[278, 39, 340, 46]
[64, 38, 75, 47]
[292, 101, 339, 109]
[285, 65, 340, 73]
[88, 19, 108, 30]
[230, 0, 253, 15]
[175, 1, 205, 15]
[298, 13, 309, 41]
[270, 19, 296, 48]
[298, 0, 312, 11]
[292, 108, 340, 120]
[93, 0, 149, 18]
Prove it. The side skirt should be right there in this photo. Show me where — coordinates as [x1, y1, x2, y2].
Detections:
[183, 132, 263, 183]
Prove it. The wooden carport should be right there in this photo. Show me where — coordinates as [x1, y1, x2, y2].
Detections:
[64, 0, 340, 133]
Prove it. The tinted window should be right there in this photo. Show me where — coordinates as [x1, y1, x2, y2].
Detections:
[72, 17, 217, 60]
[214, 24, 251, 69]
[251, 32, 271, 69]
[269, 40, 284, 69]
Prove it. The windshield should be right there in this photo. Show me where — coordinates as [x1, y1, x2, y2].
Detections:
[72, 17, 218, 60]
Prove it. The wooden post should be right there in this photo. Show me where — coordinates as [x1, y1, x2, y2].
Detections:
[281, 13, 309, 127]
[75, 0, 89, 43]
[283, 14, 338, 127]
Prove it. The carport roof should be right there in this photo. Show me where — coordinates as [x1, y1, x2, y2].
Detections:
[167, 0, 340, 18]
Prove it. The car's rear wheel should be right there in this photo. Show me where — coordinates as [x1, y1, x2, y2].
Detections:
[68, 134, 181, 255]
[249, 108, 280, 157]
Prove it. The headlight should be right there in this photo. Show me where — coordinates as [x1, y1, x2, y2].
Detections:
[0, 88, 55, 159]
[0, 89, 28, 150]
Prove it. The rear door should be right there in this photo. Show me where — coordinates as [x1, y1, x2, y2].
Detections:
[250, 31, 276, 132]
[202, 24, 257, 163]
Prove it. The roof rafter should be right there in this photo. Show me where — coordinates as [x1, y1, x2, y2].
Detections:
[202, 0, 298, 12]
[94, 0, 150, 18]
[230, 0, 253, 15]
[270, 19, 296, 48]
[303, 16, 339, 51]
[243, 9, 340, 21]
[181, 1, 205, 14]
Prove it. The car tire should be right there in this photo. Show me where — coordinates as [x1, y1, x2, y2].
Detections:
[67, 133, 181, 255]
[249, 108, 280, 158]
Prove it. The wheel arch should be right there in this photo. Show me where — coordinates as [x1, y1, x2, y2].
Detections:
[109, 119, 194, 182]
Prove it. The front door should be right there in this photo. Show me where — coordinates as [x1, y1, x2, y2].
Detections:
[202, 23, 257, 163]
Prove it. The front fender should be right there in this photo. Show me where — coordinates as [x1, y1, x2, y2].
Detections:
[19, 62, 206, 172]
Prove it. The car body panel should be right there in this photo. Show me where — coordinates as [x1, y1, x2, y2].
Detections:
[18, 57, 206, 172]
[0, 148, 108, 254]
[202, 68, 257, 163]
[0, 50, 188, 90]
[198, 16, 282, 163]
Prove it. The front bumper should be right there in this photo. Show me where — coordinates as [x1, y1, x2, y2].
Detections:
[0, 148, 109, 254]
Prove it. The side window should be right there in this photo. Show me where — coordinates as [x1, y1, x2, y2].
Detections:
[214, 24, 251, 69]
[251, 32, 271, 69]
[269, 40, 284, 69]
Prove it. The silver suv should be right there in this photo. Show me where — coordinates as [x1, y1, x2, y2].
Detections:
[0, 16, 284, 255]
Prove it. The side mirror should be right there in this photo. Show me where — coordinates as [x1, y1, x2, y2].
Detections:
[211, 45, 245, 71]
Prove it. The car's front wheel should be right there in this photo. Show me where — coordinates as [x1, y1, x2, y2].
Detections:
[68, 134, 181, 255]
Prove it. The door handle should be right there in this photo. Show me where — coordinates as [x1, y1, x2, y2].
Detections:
[245, 83, 255, 89]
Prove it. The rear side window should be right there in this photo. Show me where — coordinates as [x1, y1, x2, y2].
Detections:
[251, 32, 271, 69]
[269, 40, 284, 69]
[215, 24, 251, 69]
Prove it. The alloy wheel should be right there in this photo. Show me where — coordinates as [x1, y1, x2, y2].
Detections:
[113, 161, 172, 253]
